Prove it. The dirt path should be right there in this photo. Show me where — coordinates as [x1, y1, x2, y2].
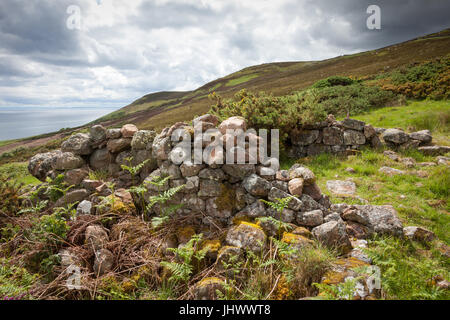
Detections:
[0, 133, 65, 155]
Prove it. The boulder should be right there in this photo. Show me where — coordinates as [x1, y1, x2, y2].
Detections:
[409, 130, 432, 144]
[53, 152, 85, 170]
[341, 119, 365, 131]
[268, 187, 302, 211]
[121, 124, 138, 138]
[205, 198, 232, 218]
[418, 146, 450, 156]
[198, 179, 222, 197]
[54, 189, 89, 207]
[379, 166, 405, 176]
[152, 136, 172, 160]
[77, 200, 93, 215]
[344, 130, 366, 145]
[131, 130, 156, 150]
[242, 174, 271, 197]
[297, 209, 324, 227]
[218, 116, 247, 135]
[403, 226, 435, 243]
[198, 168, 226, 181]
[64, 168, 88, 186]
[288, 165, 316, 184]
[90, 125, 106, 144]
[61, 133, 92, 155]
[381, 128, 409, 145]
[363, 124, 376, 139]
[89, 148, 112, 170]
[193, 114, 219, 126]
[322, 127, 344, 145]
[28, 151, 62, 181]
[107, 138, 132, 153]
[85, 225, 109, 251]
[275, 170, 290, 181]
[180, 161, 205, 177]
[312, 220, 352, 253]
[288, 178, 304, 196]
[193, 277, 226, 300]
[291, 130, 320, 146]
[93, 249, 114, 276]
[237, 200, 267, 218]
[302, 183, 322, 201]
[222, 164, 256, 180]
[226, 222, 266, 253]
[106, 128, 121, 139]
[353, 205, 403, 237]
[326, 180, 356, 197]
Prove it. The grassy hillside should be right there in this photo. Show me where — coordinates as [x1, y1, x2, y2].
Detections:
[95, 29, 450, 131]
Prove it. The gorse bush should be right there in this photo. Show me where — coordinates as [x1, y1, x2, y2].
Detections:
[0, 180, 23, 217]
[210, 84, 396, 143]
[311, 75, 355, 89]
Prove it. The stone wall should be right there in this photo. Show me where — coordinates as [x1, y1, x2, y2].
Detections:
[287, 115, 434, 158]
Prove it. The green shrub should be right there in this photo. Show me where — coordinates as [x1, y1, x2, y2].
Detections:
[312, 76, 355, 88]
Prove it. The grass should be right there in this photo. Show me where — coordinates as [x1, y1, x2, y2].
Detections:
[226, 74, 260, 87]
[349, 100, 450, 145]
[0, 162, 40, 185]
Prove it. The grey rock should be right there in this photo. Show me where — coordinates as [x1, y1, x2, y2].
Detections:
[288, 165, 316, 184]
[199, 168, 226, 181]
[322, 127, 344, 145]
[409, 130, 432, 144]
[297, 209, 324, 227]
[268, 187, 302, 211]
[341, 119, 365, 131]
[222, 164, 256, 179]
[61, 133, 93, 155]
[85, 225, 109, 250]
[180, 161, 205, 177]
[226, 223, 266, 253]
[326, 180, 356, 197]
[418, 145, 450, 156]
[106, 128, 121, 139]
[312, 220, 352, 252]
[89, 148, 112, 170]
[93, 249, 114, 276]
[198, 179, 222, 197]
[291, 130, 319, 146]
[242, 174, 271, 197]
[381, 128, 409, 145]
[52, 152, 85, 170]
[403, 226, 435, 242]
[90, 125, 106, 144]
[379, 166, 405, 176]
[77, 200, 93, 215]
[353, 205, 403, 237]
[237, 200, 267, 218]
[28, 150, 62, 181]
[55, 189, 89, 207]
[344, 130, 366, 145]
[205, 197, 232, 218]
[131, 130, 156, 150]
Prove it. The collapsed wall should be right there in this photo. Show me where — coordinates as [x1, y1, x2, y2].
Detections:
[27, 113, 411, 246]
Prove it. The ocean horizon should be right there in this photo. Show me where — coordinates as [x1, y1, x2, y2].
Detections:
[0, 106, 119, 141]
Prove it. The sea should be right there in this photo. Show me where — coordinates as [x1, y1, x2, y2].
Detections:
[0, 106, 119, 141]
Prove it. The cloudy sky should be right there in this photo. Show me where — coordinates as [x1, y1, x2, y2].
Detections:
[0, 0, 449, 109]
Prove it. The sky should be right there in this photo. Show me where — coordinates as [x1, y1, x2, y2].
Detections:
[0, 0, 449, 109]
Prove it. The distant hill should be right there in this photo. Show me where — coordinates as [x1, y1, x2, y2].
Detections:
[95, 28, 450, 131]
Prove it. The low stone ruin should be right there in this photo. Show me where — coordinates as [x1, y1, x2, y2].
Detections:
[26, 114, 441, 299]
[287, 115, 441, 158]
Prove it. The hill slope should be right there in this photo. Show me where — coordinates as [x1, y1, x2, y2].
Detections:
[96, 29, 450, 131]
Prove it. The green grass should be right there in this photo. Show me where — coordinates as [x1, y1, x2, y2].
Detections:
[349, 100, 450, 145]
[0, 162, 40, 185]
[226, 74, 259, 87]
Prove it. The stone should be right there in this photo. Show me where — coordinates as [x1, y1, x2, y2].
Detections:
[307, 144, 331, 156]
[288, 165, 316, 184]
[55, 189, 89, 207]
[292, 227, 312, 238]
[52, 152, 85, 170]
[145, 169, 169, 192]
[271, 180, 289, 193]
[81, 179, 103, 191]
[106, 128, 122, 139]
[322, 127, 344, 145]
[115, 150, 132, 166]
[324, 212, 342, 223]
[288, 178, 304, 196]
[403, 226, 435, 243]
[384, 150, 400, 161]
[93, 249, 114, 276]
[399, 139, 421, 151]
[180, 194, 205, 212]
[193, 114, 219, 126]
[379, 166, 405, 176]
[341, 207, 370, 225]
[370, 135, 383, 149]
[418, 146, 450, 156]
[291, 130, 320, 146]
[198, 179, 222, 197]
[345, 167, 356, 174]
[131, 130, 156, 150]
[28, 150, 62, 181]
[344, 130, 366, 145]
[381, 128, 409, 145]
[120, 124, 138, 138]
[193, 277, 226, 300]
[242, 174, 271, 197]
[353, 205, 403, 237]
[205, 198, 232, 219]
[302, 183, 322, 201]
[312, 220, 352, 253]
[275, 170, 290, 181]
[409, 130, 432, 144]
[89, 148, 112, 170]
[267, 207, 295, 223]
[226, 222, 266, 253]
[61, 133, 92, 155]
[184, 176, 200, 193]
[218, 116, 247, 135]
[85, 225, 109, 251]
[299, 194, 323, 212]
[222, 164, 256, 180]
[297, 209, 323, 227]
[159, 161, 182, 180]
[281, 232, 314, 249]
[198, 168, 226, 181]
[400, 157, 416, 168]
[152, 135, 172, 160]
[346, 221, 371, 239]
[363, 124, 376, 139]
[341, 119, 365, 131]
[107, 138, 132, 153]
[418, 162, 436, 167]
[180, 161, 205, 177]
[90, 125, 106, 144]
[77, 200, 93, 215]
[64, 168, 88, 186]
[326, 180, 356, 197]
[237, 201, 267, 218]
[58, 248, 83, 268]
[436, 156, 450, 165]
[268, 187, 302, 211]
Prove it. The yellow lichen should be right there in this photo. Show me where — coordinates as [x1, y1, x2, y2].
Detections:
[232, 215, 252, 225]
[238, 221, 264, 231]
[281, 232, 314, 245]
[176, 226, 196, 244]
[201, 239, 221, 255]
[292, 226, 312, 238]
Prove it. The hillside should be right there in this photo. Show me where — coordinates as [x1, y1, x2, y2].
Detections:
[95, 29, 450, 131]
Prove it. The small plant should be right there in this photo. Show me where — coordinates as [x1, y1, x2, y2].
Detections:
[17, 200, 48, 215]
[314, 277, 361, 300]
[144, 176, 185, 228]
[121, 157, 149, 178]
[260, 197, 293, 234]
[43, 174, 74, 202]
[160, 234, 208, 284]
